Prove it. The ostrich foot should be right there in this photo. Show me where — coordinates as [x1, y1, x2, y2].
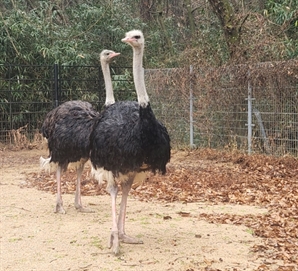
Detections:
[75, 206, 94, 213]
[55, 203, 66, 214]
[75, 202, 94, 213]
[109, 231, 120, 255]
[119, 233, 143, 244]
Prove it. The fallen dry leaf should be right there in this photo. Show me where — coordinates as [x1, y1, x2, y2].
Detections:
[25, 148, 298, 269]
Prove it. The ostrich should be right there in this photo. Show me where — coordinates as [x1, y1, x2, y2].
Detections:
[90, 30, 171, 255]
[41, 50, 120, 214]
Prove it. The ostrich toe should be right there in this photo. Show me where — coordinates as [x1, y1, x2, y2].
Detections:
[119, 233, 143, 244]
[109, 231, 120, 255]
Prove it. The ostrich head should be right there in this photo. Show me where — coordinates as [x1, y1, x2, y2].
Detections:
[121, 30, 149, 107]
[100, 50, 120, 107]
[121, 30, 144, 49]
[100, 50, 120, 64]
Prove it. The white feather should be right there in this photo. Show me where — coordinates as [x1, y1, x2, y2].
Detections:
[39, 156, 56, 174]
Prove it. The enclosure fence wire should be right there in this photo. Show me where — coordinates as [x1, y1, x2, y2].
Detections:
[0, 61, 297, 156]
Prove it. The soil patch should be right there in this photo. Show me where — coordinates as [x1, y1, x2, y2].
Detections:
[1, 148, 297, 270]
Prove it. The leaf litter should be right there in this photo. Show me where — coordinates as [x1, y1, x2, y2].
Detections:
[25, 148, 298, 270]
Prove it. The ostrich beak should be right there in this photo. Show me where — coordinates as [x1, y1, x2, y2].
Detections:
[121, 37, 136, 43]
[110, 52, 120, 59]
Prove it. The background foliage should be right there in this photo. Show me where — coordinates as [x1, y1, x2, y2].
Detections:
[0, 0, 297, 149]
[1, 0, 296, 67]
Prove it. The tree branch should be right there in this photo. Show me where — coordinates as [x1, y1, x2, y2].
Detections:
[0, 10, 20, 57]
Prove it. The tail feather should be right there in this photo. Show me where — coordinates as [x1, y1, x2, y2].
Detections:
[39, 156, 56, 174]
[91, 166, 113, 187]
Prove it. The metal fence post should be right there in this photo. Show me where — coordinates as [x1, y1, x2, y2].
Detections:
[8, 65, 12, 132]
[54, 63, 59, 107]
[245, 73, 255, 154]
[253, 108, 271, 154]
[189, 65, 195, 148]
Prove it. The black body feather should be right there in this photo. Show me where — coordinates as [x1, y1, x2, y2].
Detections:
[90, 101, 170, 176]
[139, 104, 170, 174]
[41, 101, 99, 170]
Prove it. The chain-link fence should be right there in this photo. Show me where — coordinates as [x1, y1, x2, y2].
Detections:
[145, 68, 191, 147]
[1, 61, 297, 156]
[144, 61, 298, 156]
[0, 64, 133, 146]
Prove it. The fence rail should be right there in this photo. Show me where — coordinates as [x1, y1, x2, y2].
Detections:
[1, 61, 297, 156]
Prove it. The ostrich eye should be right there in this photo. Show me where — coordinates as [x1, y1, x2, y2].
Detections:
[134, 35, 141, 39]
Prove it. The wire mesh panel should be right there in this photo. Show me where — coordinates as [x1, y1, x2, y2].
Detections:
[193, 84, 248, 150]
[145, 68, 191, 147]
[0, 64, 54, 145]
[58, 65, 104, 110]
[252, 88, 298, 156]
[58, 65, 134, 111]
[0, 61, 297, 157]
[0, 64, 132, 145]
[250, 62, 298, 156]
[143, 61, 298, 156]
[192, 61, 298, 156]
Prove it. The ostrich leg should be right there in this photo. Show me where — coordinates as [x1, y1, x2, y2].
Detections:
[74, 159, 94, 213]
[55, 165, 66, 214]
[118, 176, 143, 244]
[109, 183, 120, 255]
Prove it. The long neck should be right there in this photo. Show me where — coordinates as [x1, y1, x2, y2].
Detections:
[132, 46, 149, 108]
[101, 60, 115, 106]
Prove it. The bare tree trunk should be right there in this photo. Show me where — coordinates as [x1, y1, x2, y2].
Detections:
[184, 0, 196, 42]
[208, 0, 249, 59]
[146, 0, 173, 55]
[155, 1, 173, 54]
[140, 0, 152, 22]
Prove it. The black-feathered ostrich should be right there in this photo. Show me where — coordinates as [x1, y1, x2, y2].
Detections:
[40, 50, 120, 214]
[90, 30, 171, 255]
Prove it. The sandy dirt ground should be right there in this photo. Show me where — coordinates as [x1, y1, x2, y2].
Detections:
[0, 148, 276, 271]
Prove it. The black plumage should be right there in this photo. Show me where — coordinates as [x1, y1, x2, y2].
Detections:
[139, 104, 170, 174]
[90, 101, 170, 175]
[40, 50, 120, 214]
[42, 101, 98, 170]
[91, 101, 141, 174]
[41, 100, 99, 213]
[90, 30, 171, 255]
